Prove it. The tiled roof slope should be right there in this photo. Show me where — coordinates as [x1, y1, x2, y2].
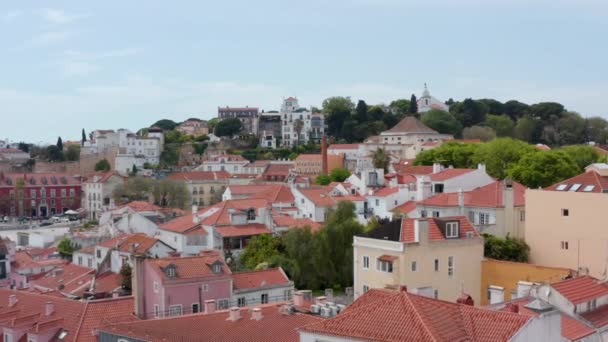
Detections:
[419, 180, 526, 208]
[147, 253, 231, 280]
[545, 170, 608, 193]
[167, 171, 230, 181]
[232, 268, 290, 290]
[99, 303, 322, 342]
[228, 184, 294, 203]
[551, 275, 608, 304]
[400, 217, 479, 243]
[301, 289, 530, 342]
[384, 116, 439, 134]
[159, 214, 203, 234]
[430, 168, 475, 181]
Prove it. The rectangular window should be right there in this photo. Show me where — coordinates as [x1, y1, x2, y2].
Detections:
[169, 305, 182, 317]
[30, 189, 36, 198]
[78, 256, 83, 265]
[61, 189, 67, 197]
[468, 211, 475, 223]
[434, 259, 439, 272]
[50, 189, 56, 197]
[69, 189, 75, 197]
[432, 211, 440, 218]
[96, 250, 101, 258]
[202, 284, 209, 292]
[375, 199, 379, 206]
[448, 256, 454, 277]
[520, 211, 525, 222]
[363, 256, 370, 269]
[192, 303, 200, 314]
[218, 299, 229, 310]
[434, 289, 439, 299]
[154, 304, 160, 317]
[562, 209, 569, 216]
[377, 260, 393, 273]
[479, 213, 489, 225]
[153, 281, 160, 293]
[261, 293, 269, 304]
[420, 210, 427, 218]
[87, 258, 92, 268]
[284, 289, 292, 301]
[446, 222, 458, 238]
[411, 261, 417, 272]
[238, 297, 247, 307]
[561, 241, 569, 250]
[363, 285, 369, 293]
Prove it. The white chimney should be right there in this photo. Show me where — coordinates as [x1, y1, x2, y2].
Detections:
[416, 175, 432, 201]
[432, 163, 442, 174]
[8, 294, 17, 306]
[458, 188, 464, 212]
[205, 299, 216, 314]
[293, 292, 304, 307]
[414, 219, 420, 243]
[251, 307, 263, 320]
[516, 281, 534, 299]
[192, 204, 198, 214]
[477, 163, 486, 172]
[227, 307, 241, 321]
[45, 301, 54, 316]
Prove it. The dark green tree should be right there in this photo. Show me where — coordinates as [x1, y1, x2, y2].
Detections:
[514, 115, 541, 143]
[421, 109, 463, 136]
[503, 100, 530, 120]
[46, 145, 63, 161]
[57, 238, 75, 259]
[315, 174, 331, 185]
[329, 168, 351, 182]
[65, 145, 80, 161]
[95, 159, 111, 171]
[323, 96, 355, 139]
[508, 150, 579, 188]
[355, 100, 368, 122]
[586, 117, 608, 144]
[389, 99, 411, 116]
[477, 99, 504, 115]
[240, 234, 283, 270]
[17, 142, 30, 153]
[56, 136, 63, 151]
[371, 148, 390, 172]
[152, 119, 179, 131]
[120, 263, 132, 290]
[451, 98, 488, 127]
[482, 233, 530, 262]
[484, 114, 515, 137]
[214, 118, 243, 137]
[414, 142, 479, 168]
[472, 138, 537, 179]
[462, 126, 496, 142]
[408, 94, 418, 114]
[529, 102, 565, 121]
[559, 145, 600, 171]
[81, 128, 87, 145]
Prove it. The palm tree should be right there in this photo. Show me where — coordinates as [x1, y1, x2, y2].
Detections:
[372, 148, 390, 172]
[293, 119, 304, 147]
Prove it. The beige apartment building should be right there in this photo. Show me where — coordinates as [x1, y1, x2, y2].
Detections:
[526, 163, 608, 279]
[353, 216, 484, 304]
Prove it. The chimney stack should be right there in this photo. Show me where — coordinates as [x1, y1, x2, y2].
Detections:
[227, 307, 241, 321]
[321, 135, 328, 175]
[133, 255, 146, 319]
[45, 301, 54, 316]
[251, 307, 263, 320]
[432, 163, 442, 174]
[204, 299, 216, 314]
[8, 294, 17, 306]
[458, 188, 464, 214]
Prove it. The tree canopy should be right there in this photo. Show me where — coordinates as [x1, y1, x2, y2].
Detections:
[482, 234, 530, 262]
[421, 109, 463, 136]
[508, 150, 579, 188]
[95, 159, 111, 171]
[329, 168, 351, 182]
[214, 118, 242, 137]
[152, 119, 179, 131]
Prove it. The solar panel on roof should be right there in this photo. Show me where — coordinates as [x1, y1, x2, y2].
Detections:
[569, 184, 582, 191]
[556, 184, 568, 191]
[583, 185, 595, 192]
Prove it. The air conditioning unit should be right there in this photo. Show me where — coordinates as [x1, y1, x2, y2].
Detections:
[329, 306, 338, 316]
[310, 304, 320, 314]
[320, 307, 332, 318]
[325, 301, 335, 307]
[336, 304, 346, 313]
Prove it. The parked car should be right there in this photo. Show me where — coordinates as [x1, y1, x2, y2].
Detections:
[0, 216, 8, 223]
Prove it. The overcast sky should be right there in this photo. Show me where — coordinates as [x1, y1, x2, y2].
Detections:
[1, 0, 607, 144]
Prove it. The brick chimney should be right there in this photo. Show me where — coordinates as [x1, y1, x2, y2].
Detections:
[321, 135, 328, 175]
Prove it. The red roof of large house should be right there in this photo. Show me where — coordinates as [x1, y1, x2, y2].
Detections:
[99, 302, 322, 342]
[228, 184, 294, 203]
[370, 187, 399, 197]
[98, 233, 171, 254]
[0, 173, 80, 187]
[0, 290, 137, 342]
[328, 144, 360, 150]
[301, 288, 530, 342]
[147, 254, 231, 281]
[393, 164, 434, 174]
[83, 171, 119, 184]
[29, 263, 94, 291]
[232, 268, 290, 291]
[214, 223, 271, 238]
[545, 169, 608, 193]
[159, 214, 205, 234]
[195, 199, 269, 226]
[167, 170, 230, 181]
[262, 163, 293, 177]
[551, 275, 608, 304]
[118, 201, 162, 212]
[430, 168, 476, 181]
[400, 217, 479, 243]
[299, 187, 363, 207]
[383, 116, 439, 134]
[418, 180, 526, 208]
[581, 304, 608, 329]
[392, 200, 417, 215]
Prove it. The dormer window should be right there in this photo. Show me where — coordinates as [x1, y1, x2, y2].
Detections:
[446, 222, 459, 238]
[247, 208, 255, 221]
[213, 264, 222, 273]
[165, 265, 176, 278]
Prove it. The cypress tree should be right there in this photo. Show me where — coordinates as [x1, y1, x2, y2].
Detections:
[409, 94, 418, 114]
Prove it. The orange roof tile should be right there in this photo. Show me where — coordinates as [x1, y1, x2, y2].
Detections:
[301, 289, 529, 341]
[371, 187, 399, 197]
[552, 276, 608, 304]
[400, 217, 479, 243]
[430, 168, 475, 181]
[147, 254, 231, 280]
[384, 116, 438, 134]
[29, 263, 94, 291]
[159, 215, 205, 234]
[98, 233, 170, 254]
[99, 303, 322, 342]
[215, 223, 271, 237]
[392, 200, 417, 214]
[232, 268, 290, 291]
[545, 169, 608, 193]
[419, 180, 526, 208]
[196, 199, 269, 226]
[228, 184, 294, 203]
[118, 201, 161, 212]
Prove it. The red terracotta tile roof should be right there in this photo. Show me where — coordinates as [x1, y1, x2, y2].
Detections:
[232, 268, 290, 291]
[430, 168, 475, 181]
[419, 180, 526, 208]
[118, 201, 161, 212]
[392, 200, 417, 214]
[159, 215, 205, 234]
[551, 276, 608, 304]
[392, 164, 433, 174]
[272, 214, 322, 232]
[90, 272, 122, 295]
[384, 116, 438, 134]
[0, 173, 81, 187]
[301, 289, 529, 341]
[262, 163, 293, 176]
[196, 199, 269, 226]
[99, 303, 322, 342]
[228, 184, 294, 203]
[328, 144, 360, 150]
[295, 153, 321, 161]
[29, 263, 94, 291]
[215, 223, 271, 237]
[0, 289, 137, 342]
[400, 217, 479, 243]
[370, 187, 399, 197]
[167, 170, 230, 181]
[83, 172, 118, 184]
[97, 233, 169, 254]
[378, 254, 398, 262]
[545, 170, 608, 193]
[581, 304, 608, 329]
[147, 254, 231, 280]
[396, 173, 417, 185]
[206, 154, 248, 162]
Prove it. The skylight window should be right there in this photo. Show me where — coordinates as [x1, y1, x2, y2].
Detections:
[556, 184, 568, 191]
[569, 184, 582, 192]
[583, 185, 595, 192]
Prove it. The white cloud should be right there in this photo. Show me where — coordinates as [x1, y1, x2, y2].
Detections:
[41, 8, 88, 24]
[63, 62, 99, 77]
[1, 10, 22, 23]
[28, 31, 70, 45]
